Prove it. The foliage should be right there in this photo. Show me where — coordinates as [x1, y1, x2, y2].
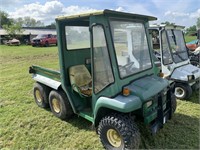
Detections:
[2, 23, 24, 38]
[0, 10, 13, 27]
[186, 25, 197, 35]
[161, 21, 175, 26]
[197, 17, 200, 29]
[16, 16, 44, 27]
[45, 22, 56, 29]
[0, 45, 199, 149]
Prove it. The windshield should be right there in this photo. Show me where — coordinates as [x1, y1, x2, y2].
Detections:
[166, 29, 188, 63]
[36, 34, 47, 38]
[110, 20, 152, 78]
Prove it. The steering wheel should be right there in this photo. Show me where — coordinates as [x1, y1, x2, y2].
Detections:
[119, 62, 135, 74]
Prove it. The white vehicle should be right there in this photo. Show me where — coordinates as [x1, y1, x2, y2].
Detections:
[149, 24, 200, 99]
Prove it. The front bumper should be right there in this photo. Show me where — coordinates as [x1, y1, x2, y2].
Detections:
[192, 80, 200, 90]
[143, 87, 174, 134]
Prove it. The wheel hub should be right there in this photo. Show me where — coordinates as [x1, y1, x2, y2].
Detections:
[52, 98, 61, 113]
[175, 87, 185, 98]
[107, 129, 122, 147]
[35, 90, 42, 103]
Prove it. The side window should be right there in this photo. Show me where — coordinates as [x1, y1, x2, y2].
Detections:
[161, 31, 173, 65]
[65, 26, 90, 50]
[92, 25, 114, 93]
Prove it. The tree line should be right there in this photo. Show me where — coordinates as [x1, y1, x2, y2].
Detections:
[0, 10, 56, 38]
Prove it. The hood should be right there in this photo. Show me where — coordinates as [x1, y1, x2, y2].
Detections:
[171, 64, 200, 81]
[125, 75, 169, 101]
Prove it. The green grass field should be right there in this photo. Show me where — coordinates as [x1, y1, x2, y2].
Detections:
[185, 35, 197, 43]
[0, 45, 199, 149]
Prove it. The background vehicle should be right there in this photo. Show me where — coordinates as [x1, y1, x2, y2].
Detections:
[29, 10, 176, 149]
[6, 38, 20, 46]
[149, 25, 200, 100]
[187, 29, 200, 67]
[31, 34, 57, 47]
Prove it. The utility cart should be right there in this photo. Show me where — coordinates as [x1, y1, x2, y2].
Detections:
[149, 25, 200, 99]
[29, 10, 176, 149]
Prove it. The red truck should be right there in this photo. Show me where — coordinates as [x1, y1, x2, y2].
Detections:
[31, 34, 57, 47]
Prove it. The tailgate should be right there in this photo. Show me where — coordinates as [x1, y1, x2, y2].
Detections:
[29, 65, 61, 89]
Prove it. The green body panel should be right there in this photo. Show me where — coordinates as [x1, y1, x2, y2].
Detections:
[93, 74, 168, 122]
[94, 95, 142, 117]
[30, 65, 60, 81]
[126, 75, 168, 101]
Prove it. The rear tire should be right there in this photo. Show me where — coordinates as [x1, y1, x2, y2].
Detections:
[49, 90, 73, 120]
[174, 83, 192, 100]
[98, 113, 140, 150]
[33, 82, 49, 108]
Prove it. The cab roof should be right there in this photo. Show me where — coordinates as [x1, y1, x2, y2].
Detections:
[56, 9, 157, 21]
[149, 24, 185, 30]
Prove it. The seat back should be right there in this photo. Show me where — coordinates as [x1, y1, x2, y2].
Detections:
[69, 65, 92, 97]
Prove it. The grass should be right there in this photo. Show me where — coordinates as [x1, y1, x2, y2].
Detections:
[184, 35, 197, 43]
[0, 45, 199, 149]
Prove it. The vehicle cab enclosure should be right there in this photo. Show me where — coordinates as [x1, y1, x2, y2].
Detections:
[149, 25, 200, 99]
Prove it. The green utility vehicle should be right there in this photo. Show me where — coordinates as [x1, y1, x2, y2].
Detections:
[29, 10, 176, 149]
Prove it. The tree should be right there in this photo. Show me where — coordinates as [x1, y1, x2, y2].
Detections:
[46, 22, 56, 29]
[2, 22, 24, 38]
[161, 21, 175, 26]
[22, 17, 44, 27]
[186, 25, 197, 35]
[197, 17, 200, 29]
[0, 11, 13, 27]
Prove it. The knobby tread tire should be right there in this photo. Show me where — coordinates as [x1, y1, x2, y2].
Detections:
[98, 113, 140, 150]
[171, 93, 177, 113]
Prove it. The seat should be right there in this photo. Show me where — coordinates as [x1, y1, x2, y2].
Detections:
[69, 65, 92, 97]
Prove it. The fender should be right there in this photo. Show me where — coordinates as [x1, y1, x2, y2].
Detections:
[94, 95, 142, 119]
[32, 74, 61, 90]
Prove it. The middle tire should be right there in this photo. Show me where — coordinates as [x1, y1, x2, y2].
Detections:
[98, 113, 140, 150]
[49, 90, 73, 120]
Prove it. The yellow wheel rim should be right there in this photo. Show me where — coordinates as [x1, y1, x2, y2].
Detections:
[52, 98, 60, 113]
[107, 129, 122, 147]
[35, 90, 42, 103]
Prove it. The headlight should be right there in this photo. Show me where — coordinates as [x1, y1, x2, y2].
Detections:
[40, 39, 43, 42]
[146, 100, 153, 108]
[188, 75, 194, 81]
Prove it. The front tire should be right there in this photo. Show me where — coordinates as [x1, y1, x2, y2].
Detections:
[171, 93, 177, 113]
[98, 113, 140, 150]
[49, 90, 73, 120]
[174, 83, 192, 100]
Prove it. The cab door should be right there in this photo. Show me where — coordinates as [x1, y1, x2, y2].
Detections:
[91, 23, 120, 109]
[160, 30, 173, 76]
